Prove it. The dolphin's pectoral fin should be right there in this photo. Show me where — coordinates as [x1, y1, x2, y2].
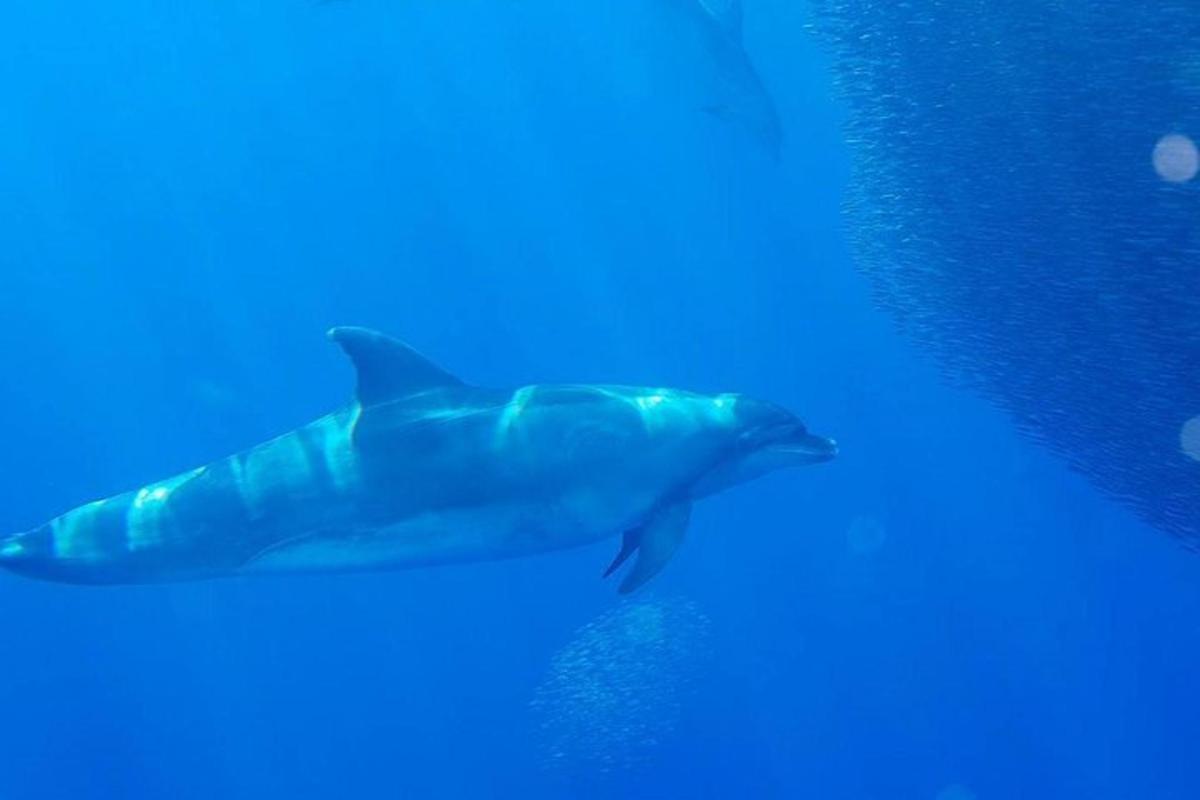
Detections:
[328, 327, 464, 408]
[602, 529, 640, 578]
[613, 502, 692, 594]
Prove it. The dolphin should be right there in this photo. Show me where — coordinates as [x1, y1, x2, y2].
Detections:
[0, 328, 835, 592]
[315, 0, 784, 157]
[683, 0, 784, 157]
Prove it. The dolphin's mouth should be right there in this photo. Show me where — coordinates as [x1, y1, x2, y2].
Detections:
[766, 431, 839, 464]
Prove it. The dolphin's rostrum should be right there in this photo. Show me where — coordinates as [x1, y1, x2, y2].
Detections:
[0, 329, 835, 591]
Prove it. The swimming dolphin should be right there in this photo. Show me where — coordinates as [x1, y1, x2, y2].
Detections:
[0, 328, 835, 591]
[315, 0, 783, 157]
[683, 0, 784, 157]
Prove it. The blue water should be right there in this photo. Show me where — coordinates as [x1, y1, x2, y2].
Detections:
[1, 2, 1198, 798]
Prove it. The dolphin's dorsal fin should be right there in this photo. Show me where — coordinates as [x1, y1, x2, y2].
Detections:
[611, 501, 692, 594]
[698, 0, 743, 41]
[328, 327, 463, 407]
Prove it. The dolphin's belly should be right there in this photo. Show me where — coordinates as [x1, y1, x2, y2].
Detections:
[241, 489, 655, 575]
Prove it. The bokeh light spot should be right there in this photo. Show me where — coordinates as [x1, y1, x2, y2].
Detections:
[1153, 134, 1199, 182]
[1180, 416, 1200, 461]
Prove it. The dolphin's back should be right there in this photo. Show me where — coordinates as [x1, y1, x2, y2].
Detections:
[351, 384, 715, 504]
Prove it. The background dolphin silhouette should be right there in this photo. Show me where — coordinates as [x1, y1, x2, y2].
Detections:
[678, 0, 783, 157]
[0, 328, 835, 590]
[315, 0, 784, 157]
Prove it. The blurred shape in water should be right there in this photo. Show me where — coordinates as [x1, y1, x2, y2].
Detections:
[530, 597, 711, 771]
[1153, 134, 1199, 183]
[936, 784, 978, 800]
[315, 0, 783, 158]
[685, 0, 784, 158]
[1180, 416, 1200, 462]
[847, 514, 887, 555]
[812, 2, 1200, 545]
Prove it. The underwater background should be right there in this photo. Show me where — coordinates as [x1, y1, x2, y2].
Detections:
[1, 1, 1198, 798]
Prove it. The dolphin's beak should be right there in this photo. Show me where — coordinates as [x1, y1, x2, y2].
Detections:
[770, 431, 839, 464]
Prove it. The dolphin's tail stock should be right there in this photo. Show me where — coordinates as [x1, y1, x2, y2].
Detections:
[0, 526, 65, 583]
[0, 529, 36, 576]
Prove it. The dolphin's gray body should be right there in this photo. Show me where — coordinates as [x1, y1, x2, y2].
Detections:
[0, 329, 834, 591]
